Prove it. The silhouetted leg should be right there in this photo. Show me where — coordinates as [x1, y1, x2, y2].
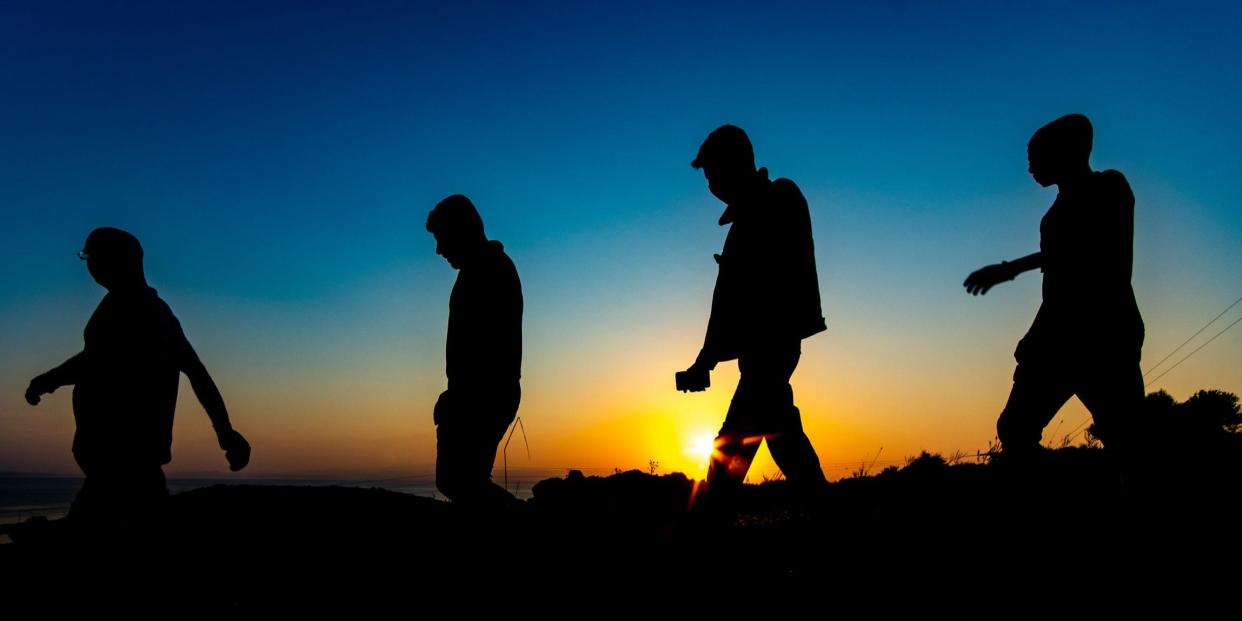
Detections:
[436, 420, 517, 507]
[704, 342, 819, 504]
[69, 466, 169, 540]
[766, 403, 827, 488]
[1076, 356, 1146, 491]
[1075, 358, 1144, 451]
[997, 360, 1074, 456]
[743, 343, 824, 486]
[701, 370, 768, 509]
[705, 426, 763, 502]
[435, 385, 519, 508]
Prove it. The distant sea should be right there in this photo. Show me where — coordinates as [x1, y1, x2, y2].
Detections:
[0, 467, 609, 528]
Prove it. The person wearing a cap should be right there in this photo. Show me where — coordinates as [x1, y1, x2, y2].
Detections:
[677, 125, 829, 505]
[426, 195, 523, 508]
[963, 114, 1145, 462]
[25, 227, 250, 526]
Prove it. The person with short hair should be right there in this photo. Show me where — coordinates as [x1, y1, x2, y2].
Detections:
[426, 195, 523, 508]
[25, 227, 250, 525]
[964, 114, 1145, 459]
[678, 125, 829, 505]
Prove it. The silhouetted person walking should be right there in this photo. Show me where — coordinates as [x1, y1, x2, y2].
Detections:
[677, 125, 829, 506]
[25, 227, 250, 527]
[964, 114, 1144, 460]
[427, 195, 522, 508]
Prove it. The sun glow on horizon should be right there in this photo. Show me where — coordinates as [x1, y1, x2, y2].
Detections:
[685, 431, 717, 469]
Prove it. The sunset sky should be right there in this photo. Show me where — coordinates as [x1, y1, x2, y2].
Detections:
[2, 1, 1239, 480]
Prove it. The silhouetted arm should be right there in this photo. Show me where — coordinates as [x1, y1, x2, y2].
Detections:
[25, 351, 87, 406]
[696, 305, 726, 372]
[964, 252, 1042, 296]
[677, 255, 741, 392]
[182, 346, 231, 431]
[679, 263, 729, 393]
[179, 333, 250, 471]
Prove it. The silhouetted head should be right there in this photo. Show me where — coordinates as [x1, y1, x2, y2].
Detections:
[426, 194, 487, 269]
[1027, 114, 1093, 187]
[80, 227, 147, 291]
[692, 125, 759, 204]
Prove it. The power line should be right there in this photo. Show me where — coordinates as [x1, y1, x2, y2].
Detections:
[1145, 314, 1242, 388]
[1144, 296, 1242, 377]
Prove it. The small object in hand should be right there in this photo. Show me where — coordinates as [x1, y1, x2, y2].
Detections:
[675, 368, 710, 392]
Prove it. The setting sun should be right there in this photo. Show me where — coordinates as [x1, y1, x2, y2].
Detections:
[686, 432, 717, 466]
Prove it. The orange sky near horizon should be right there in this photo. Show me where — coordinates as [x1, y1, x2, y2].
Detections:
[3, 279, 1237, 482]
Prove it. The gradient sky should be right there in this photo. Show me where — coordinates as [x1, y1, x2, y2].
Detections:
[2, 1, 1239, 479]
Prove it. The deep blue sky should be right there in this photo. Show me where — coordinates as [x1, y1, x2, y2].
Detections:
[2, 1, 1239, 475]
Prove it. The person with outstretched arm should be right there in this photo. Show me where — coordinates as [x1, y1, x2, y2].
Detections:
[964, 114, 1145, 464]
[26, 227, 250, 525]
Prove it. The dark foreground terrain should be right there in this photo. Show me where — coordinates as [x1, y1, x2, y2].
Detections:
[2, 445, 1239, 611]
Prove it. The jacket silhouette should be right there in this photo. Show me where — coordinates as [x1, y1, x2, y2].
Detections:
[700, 172, 827, 364]
[679, 125, 828, 506]
[444, 240, 523, 394]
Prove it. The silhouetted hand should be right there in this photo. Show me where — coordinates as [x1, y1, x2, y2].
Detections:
[676, 363, 711, 393]
[964, 262, 1018, 296]
[217, 428, 251, 472]
[24, 374, 56, 406]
